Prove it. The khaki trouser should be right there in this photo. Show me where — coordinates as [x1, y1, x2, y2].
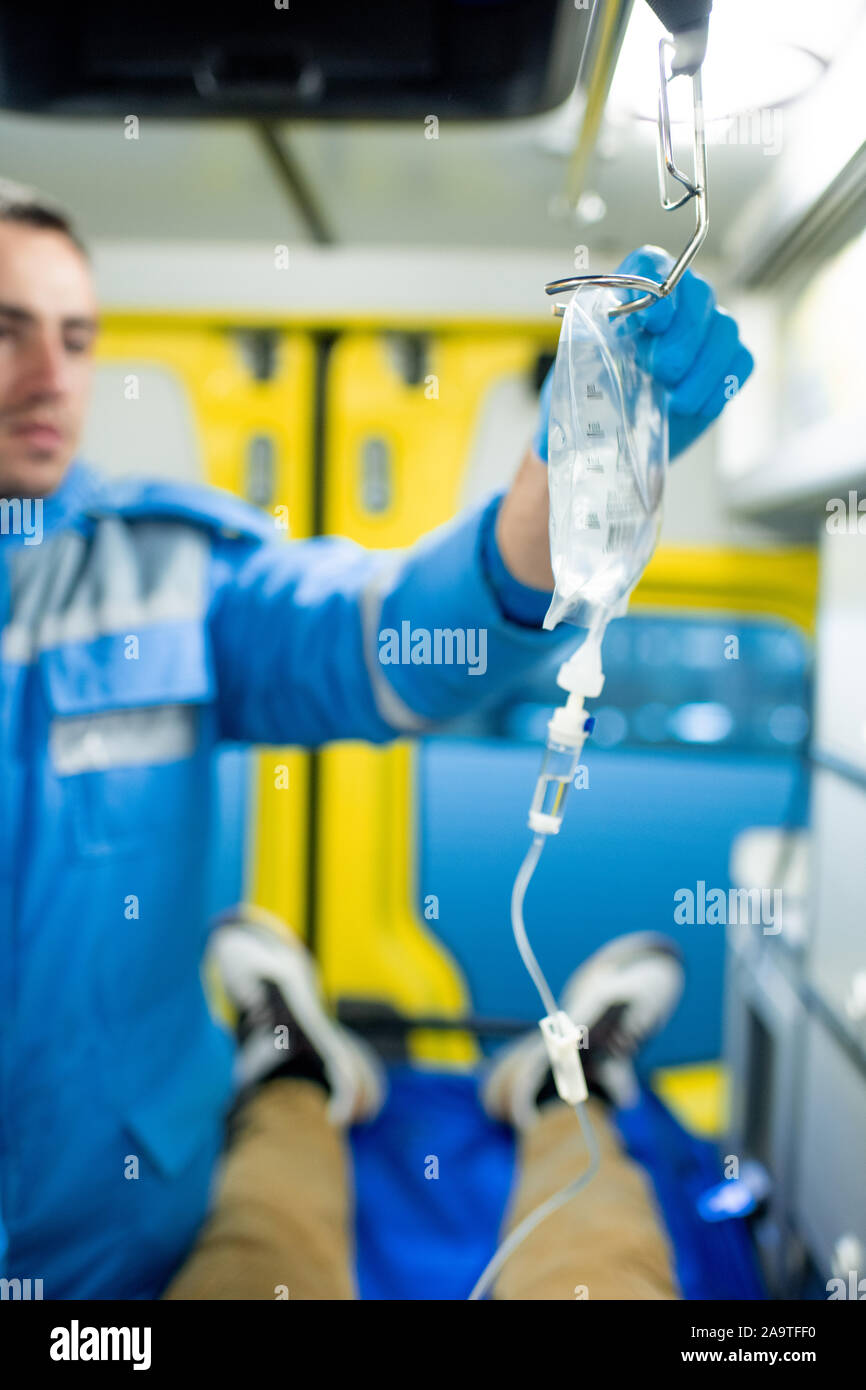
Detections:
[163, 1078, 677, 1301]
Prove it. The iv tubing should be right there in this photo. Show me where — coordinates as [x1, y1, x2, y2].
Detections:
[467, 831, 601, 1301]
[510, 835, 558, 1019]
[468, 1099, 600, 1300]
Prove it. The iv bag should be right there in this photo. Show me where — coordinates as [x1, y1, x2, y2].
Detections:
[544, 286, 669, 632]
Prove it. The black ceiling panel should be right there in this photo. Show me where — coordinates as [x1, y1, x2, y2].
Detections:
[0, 1, 593, 120]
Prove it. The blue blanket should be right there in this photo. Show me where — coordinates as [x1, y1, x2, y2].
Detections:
[350, 1067, 766, 1301]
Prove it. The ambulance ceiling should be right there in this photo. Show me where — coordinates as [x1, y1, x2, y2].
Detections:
[0, 1, 860, 258]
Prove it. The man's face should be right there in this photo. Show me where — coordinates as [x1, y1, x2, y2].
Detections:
[0, 222, 98, 499]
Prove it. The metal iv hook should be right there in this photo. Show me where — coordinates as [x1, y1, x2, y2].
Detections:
[547, 34, 709, 321]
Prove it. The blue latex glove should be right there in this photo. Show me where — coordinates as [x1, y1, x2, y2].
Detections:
[532, 244, 754, 463]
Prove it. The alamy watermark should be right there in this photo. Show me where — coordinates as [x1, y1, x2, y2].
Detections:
[1, 1276, 43, 1299]
[703, 106, 784, 158]
[827, 1269, 866, 1300]
[0, 497, 43, 545]
[826, 491, 866, 534]
[50, 1321, 151, 1370]
[378, 622, 487, 676]
[674, 880, 782, 935]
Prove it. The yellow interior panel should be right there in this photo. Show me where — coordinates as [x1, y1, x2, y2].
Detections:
[652, 1062, 730, 1139]
[634, 545, 818, 635]
[324, 332, 552, 545]
[318, 331, 553, 1064]
[316, 740, 477, 1064]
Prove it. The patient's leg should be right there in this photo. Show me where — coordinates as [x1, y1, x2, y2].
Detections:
[492, 1095, 677, 1301]
[482, 932, 685, 1300]
[164, 1078, 356, 1301]
[165, 907, 385, 1301]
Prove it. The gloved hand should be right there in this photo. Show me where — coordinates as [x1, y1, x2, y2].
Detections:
[532, 244, 754, 463]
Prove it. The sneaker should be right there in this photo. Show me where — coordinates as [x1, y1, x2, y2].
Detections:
[207, 904, 386, 1126]
[482, 932, 684, 1129]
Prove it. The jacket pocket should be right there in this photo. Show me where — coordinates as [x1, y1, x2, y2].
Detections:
[116, 993, 236, 1180]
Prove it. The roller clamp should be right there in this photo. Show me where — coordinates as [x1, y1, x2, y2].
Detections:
[539, 1010, 588, 1106]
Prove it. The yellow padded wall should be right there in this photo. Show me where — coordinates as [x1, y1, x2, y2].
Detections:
[633, 545, 817, 635]
[317, 329, 554, 1065]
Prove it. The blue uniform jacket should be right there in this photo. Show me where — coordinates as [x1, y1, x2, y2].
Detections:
[0, 460, 572, 1298]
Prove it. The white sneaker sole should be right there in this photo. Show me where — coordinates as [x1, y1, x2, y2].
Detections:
[209, 906, 386, 1126]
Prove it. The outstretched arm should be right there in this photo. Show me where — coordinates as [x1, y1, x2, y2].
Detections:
[208, 492, 570, 749]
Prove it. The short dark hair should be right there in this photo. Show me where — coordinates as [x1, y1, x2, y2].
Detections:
[0, 179, 88, 258]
